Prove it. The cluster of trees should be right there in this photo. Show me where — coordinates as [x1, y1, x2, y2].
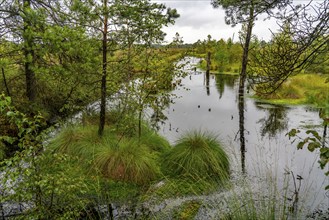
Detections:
[192, 36, 243, 73]
[0, 0, 328, 217]
[0, 0, 185, 217]
[0, 0, 182, 137]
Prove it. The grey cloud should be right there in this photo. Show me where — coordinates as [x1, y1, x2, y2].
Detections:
[153, 0, 279, 43]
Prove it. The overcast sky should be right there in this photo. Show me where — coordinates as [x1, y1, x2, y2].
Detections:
[152, 0, 317, 44]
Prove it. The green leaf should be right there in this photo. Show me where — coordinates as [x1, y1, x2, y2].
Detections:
[306, 130, 321, 141]
[307, 142, 321, 152]
[320, 147, 329, 158]
[297, 141, 305, 149]
[6, 111, 15, 117]
[287, 129, 300, 138]
[1, 136, 16, 144]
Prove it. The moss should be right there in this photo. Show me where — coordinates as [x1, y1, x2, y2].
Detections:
[252, 96, 306, 106]
[173, 200, 202, 220]
[142, 178, 218, 202]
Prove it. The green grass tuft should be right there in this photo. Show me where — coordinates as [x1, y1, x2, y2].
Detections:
[95, 138, 160, 185]
[49, 124, 168, 186]
[163, 130, 230, 183]
[136, 127, 171, 153]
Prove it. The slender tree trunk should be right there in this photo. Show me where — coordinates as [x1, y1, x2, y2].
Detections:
[98, 0, 108, 136]
[23, 0, 36, 102]
[239, 5, 254, 173]
[1, 68, 10, 96]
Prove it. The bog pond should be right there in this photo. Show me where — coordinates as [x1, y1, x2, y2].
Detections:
[155, 57, 328, 215]
[2, 57, 327, 219]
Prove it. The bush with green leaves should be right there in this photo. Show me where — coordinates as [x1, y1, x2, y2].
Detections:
[163, 131, 230, 183]
[0, 94, 93, 219]
[0, 152, 92, 219]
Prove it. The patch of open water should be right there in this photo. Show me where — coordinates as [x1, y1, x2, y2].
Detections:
[157, 57, 328, 216]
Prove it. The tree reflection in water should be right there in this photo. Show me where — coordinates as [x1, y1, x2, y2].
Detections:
[256, 104, 288, 138]
[215, 74, 236, 99]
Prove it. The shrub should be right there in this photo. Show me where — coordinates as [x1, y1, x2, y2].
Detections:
[163, 130, 230, 183]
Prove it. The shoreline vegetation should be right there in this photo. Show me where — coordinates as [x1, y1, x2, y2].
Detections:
[0, 99, 234, 218]
[1, 26, 328, 220]
[253, 74, 329, 107]
[0, 0, 328, 218]
[1, 56, 328, 218]
[1, 102, 318, 219]
[196, 53, 328, 107]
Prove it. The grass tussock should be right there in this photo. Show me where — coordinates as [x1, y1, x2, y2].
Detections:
[49, 124, 169, 185]
[163, 130, 230, 183]
[49, 126, 110, 161]
[95, 139, 160, 185]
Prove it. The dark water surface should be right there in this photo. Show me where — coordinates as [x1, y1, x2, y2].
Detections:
[158, 57, 328, 212]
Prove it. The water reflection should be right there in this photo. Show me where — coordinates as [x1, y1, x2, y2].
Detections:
[205, 71, 210, 96]
[215, 74, 237, 99]
[158, 57, 327, 213]
[256, 103, 288, 138]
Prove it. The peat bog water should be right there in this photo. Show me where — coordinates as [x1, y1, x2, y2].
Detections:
[157, 57, 328, 213]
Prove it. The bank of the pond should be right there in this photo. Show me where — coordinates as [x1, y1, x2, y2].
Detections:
[2, 57, 328, 219]
[0, 111, 232, 219]
[254, 74, 329, 107]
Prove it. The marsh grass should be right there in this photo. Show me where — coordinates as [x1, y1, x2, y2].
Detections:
[48, 123, 169, 185]
[50, 126, 102, 152]
[95, 138, 160, 185]
[220, 190, 287, 220]
[163, 130, 230, 183]
[257, 74, 329, 106]
[135, 127, 171, 153]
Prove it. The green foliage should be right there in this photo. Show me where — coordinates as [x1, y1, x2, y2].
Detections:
[0, 93, 48, 159]
[102, 181, 141, 204]
[1, 152, 91, 219]
[137, 127, 171, 153]
[287, 126, 329, 190]
[255, 74, 329, 106]
[0, 94, 92, 219]
[49, 125, 107, 162]
[163, 130, 230, 183]
[0, 0, 100, 117]
[193, 38, 242, 74]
